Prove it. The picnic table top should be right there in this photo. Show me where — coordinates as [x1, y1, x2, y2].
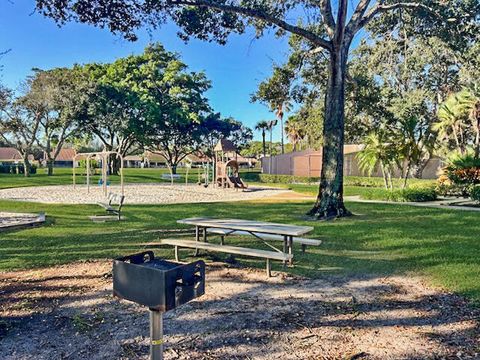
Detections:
[177, 217, 314, 237]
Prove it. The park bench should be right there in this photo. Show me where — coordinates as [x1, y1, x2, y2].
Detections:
[96, 192, 125, 220]
[161, 174, 181, 180]
[206, 228, 321, 252]
[145, 239, 292, 277]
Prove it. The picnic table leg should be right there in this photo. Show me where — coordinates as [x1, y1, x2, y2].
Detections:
[194, 226, 200, 256]
[288, 236, 293, 266]
[174, 245, 179, 262]
[266, 259, 271, 277]
[282, 235, 288, 268]
[203, 227, 208, 243]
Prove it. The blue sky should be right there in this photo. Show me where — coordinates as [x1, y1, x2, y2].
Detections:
[0, 1, 294, 141]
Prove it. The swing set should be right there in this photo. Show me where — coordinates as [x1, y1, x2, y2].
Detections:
[72, 151, 125, 196]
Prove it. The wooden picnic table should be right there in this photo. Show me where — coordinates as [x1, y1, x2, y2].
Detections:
[177, 217, 314, 266]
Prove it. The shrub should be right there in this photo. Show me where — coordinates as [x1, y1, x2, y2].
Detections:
[440, 151, 480, 196]
[244, 172, 435, 188]
[470, 185, 480, 203]
[0, 163, 36, 175]
[362, 186, 437, 202]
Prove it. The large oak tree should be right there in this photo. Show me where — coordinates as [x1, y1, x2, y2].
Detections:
[35, 0, 480, 218]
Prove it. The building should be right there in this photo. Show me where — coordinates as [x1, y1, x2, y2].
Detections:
[43, 148, 77, 167]
[0, 147, 34, 164]
[123, 154, 144, 168]
[261, 145, 443, 179]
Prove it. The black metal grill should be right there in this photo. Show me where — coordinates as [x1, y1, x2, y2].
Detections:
[113, 251, 205, 311]
[112, 251, 205, 360]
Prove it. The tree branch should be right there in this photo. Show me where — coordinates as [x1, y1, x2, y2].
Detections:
[319, 0, 335, 39]
[357, 1, 437, 31]
[333, 0, 348, 45]
[345, 0, 372, 39]
[168, 0, 332, 51]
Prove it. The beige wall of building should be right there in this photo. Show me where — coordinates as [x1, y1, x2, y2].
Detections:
[261, 147, 443, 179]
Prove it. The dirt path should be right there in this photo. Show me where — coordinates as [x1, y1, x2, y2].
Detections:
[1, 260, 479, 359]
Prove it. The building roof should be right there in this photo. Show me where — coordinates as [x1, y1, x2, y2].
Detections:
[145, 151, 167, 163]
[185, 153, 210, 163]
[124, 155, 143, 161]
[46, 148, 77, 162]
[214, 139, 237, 152]
[0, 147, 23, 161]
[0, 147, 34, 161]
[235, 154, 257, 164]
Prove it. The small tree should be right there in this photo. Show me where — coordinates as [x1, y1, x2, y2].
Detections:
[284, 117, 306, 152]
[26, 68, 81, 175]
[200, 114, 251, 160]
[0, 87, 42, 177]
[252, 66, 294, 155]
[357, 131, 398, 190]
[254, 120, 269, 157]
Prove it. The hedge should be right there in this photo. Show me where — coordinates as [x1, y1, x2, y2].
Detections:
[242, 172, 436, 188]
[0, 164, 37, 175]
[362, 187, 438, 202]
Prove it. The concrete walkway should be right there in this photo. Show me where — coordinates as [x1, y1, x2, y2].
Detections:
[345, 195, 480, 212]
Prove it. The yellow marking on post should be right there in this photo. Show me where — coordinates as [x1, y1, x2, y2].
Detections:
[151, 339, 164, 346]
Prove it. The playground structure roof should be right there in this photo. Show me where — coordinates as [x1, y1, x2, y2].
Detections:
[214, 139, 237, 152]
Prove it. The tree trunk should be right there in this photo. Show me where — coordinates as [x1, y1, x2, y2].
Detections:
[262, 131, 266, 157]
[107, 153, 123, 176]
[474, 109, 480, 158]
[23, 156, 31, 177]
[380, 161, 388, 190]
[308, 47, 350, 219]
[47, 159, 54, 176]
[402, 161, 411, 189]
[279, 114, 284, 154]
[171, 163, 177, 174]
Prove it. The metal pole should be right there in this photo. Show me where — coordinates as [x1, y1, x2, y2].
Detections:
[149, 309, 164, 360]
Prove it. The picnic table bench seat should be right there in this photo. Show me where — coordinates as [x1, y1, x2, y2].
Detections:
[145, 239, 292, 277]
[206, 228, 322, 250]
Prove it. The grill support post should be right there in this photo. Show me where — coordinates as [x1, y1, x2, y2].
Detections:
[149, 309, 164, 360]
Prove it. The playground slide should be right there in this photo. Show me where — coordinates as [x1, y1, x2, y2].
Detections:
[228, 176, 248, 189]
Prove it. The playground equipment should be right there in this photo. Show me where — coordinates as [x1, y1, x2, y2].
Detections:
[214, 139, 248, 190]
[73, 151, 124, 196]
[197, 160, 214, 188]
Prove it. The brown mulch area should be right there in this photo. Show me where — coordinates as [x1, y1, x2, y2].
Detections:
[0, 260, 479, 359]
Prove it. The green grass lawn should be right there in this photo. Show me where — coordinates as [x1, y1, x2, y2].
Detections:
[0, 197, 479, 305]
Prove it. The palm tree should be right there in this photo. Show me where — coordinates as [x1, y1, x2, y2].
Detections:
[254, 120, 269, 157]
[267, 119, 278, 173]
[456, 88, 480, 157]
[357, 132, 398, 190]
[284, 117, 305, 152]
[274, 101, 291, 155]
[434, 91, 471, 155]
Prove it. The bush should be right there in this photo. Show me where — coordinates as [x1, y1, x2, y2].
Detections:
[362, 186, 437, 202]
[470, 185, 480, 203]
[244, 173, 435, 188]
[0, 163, 36, 175]
[440, 151, 480, 196]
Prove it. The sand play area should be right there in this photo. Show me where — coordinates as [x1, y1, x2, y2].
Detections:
[0, 184, 292, 205]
